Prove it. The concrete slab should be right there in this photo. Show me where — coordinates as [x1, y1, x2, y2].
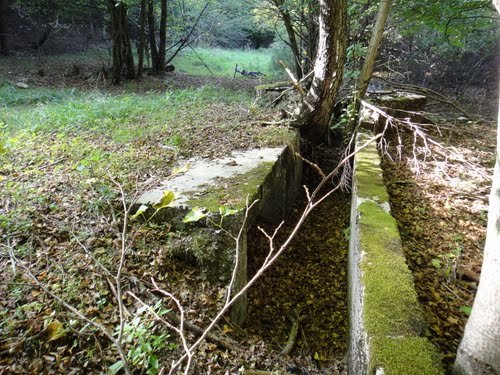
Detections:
[348, 129, 444, 374]
[135, 139, 302, 326]
[137, 147, 284, 208]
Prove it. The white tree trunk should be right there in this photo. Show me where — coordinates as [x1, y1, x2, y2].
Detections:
[453, 76, 500, 374]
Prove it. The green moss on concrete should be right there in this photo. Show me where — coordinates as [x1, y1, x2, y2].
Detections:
[370, 337, 444, 375]
[355, 132, 389, 201]
[352, 129, 444, 374]
[359, 201, 423, 336]
[186, 162, 274, 212]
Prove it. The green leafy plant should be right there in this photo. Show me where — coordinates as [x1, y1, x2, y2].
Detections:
[110, 303, 176, 375]
[431, 244, 462, 283]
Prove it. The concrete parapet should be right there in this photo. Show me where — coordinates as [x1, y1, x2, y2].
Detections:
[348, 129, 444, 375]
[135, 135, 302, 325]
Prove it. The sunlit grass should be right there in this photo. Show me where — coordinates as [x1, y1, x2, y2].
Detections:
[172, 47, 273, 78]
[0, 83, 253, 139]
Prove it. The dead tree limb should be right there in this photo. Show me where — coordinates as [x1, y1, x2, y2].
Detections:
[165, 1, 210, 66]
[278, 60, 306, 97]
[280, 309, 300, 356]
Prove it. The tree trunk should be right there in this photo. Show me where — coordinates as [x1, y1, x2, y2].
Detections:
[147, 0, 159, 73]
[137, 0, 146, 78]
[107, 0, 135, 84]
[356, 0, 392, 100]
[0, 0, 8, 56]
[158, 0, 167, 72]
[453, 5, 500, 374]
[273, 0, 303, 79]
[293, 0, 348, 143]
[453, 93, 500, 375]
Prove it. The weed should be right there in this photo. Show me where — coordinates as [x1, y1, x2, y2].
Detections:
[110, 303, 177, 375]
[431, 242, 462, 283]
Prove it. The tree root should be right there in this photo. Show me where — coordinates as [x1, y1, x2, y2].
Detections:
[280, 309, 301, 356]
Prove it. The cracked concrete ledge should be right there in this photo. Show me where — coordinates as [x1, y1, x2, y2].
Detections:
[134, 134, 302, 325]
[348, 129, 444, 375]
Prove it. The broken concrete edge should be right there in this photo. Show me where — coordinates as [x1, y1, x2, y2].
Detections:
[131, 133, 302, 326]
[348, 129, 444, 375]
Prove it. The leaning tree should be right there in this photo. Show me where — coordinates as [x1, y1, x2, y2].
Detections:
[291, 0, 348, 143]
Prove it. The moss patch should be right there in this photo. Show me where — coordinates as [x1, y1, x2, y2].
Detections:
[370, 337, 444, 375]
[355, 132, 389, 201]
[359, 201, 423, 336]
[186, 162, 274, 212]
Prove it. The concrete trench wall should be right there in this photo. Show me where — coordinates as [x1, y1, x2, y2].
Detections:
[136, 134, 302, 326]
[348, 129, 444, 375]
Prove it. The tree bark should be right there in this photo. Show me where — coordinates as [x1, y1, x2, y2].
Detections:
[107, 0, 136, 84]
[356, 0, 392, 101]
[453, 5, 500, 373]
[147, 0, 159, 73]
[0, 0, 9, 55]
[293, 0, 348, 143]
[158, 0, 167, 72]
[137, 0, 147, 78]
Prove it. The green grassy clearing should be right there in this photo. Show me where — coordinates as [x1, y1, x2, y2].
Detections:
[172, 47, 273, 78]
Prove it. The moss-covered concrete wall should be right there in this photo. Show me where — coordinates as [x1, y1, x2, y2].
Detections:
[348, 130, 444, 375]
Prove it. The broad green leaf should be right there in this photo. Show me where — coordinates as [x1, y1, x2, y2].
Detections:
[219, 206, 239, 217]
[182, 207, 208, 223]
[131, 204, 149, 219]
[153, 191, 176, 209]
[459, 306, 472, 316]
[109, 360, 124, 374]
[46, 320, 66, 342]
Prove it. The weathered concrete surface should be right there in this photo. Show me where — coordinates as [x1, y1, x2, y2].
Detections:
[348, 130, 444, 375]
[360, 91, 428, 133]
[135, 137, 302, 325]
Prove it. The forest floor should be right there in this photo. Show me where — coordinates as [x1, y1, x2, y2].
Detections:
[0, 54, 498, 374]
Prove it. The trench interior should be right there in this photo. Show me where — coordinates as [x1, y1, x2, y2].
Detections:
[246, 144, 351, 363]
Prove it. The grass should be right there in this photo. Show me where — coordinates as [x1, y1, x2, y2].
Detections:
[0, 84, 252, 136]
[171, 47, 275, 78]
